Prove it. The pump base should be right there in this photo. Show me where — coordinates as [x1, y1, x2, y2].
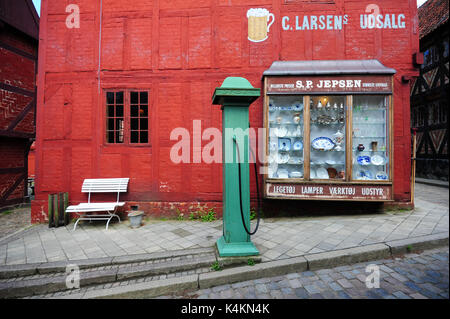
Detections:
[216, 236, 259, 257]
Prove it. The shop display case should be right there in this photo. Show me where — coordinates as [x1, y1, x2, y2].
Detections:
[263, 60, 395, 201]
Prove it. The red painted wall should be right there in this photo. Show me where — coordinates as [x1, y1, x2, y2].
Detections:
[31, 0, 420, 223]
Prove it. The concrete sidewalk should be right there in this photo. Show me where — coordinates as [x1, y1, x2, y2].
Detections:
[0, 183, 448, 266]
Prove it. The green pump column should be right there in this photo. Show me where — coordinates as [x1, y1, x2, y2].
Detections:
[212, 77, 260, 257]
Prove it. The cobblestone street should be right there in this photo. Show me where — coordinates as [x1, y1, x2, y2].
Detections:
[162, 247, 449, 299]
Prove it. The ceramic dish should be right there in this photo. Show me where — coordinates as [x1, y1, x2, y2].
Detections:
[293, 104, 304, 112]
[371, 155, 385, 166]
[325, 159, 336, 165]
[310, 169, 316, 179]
[375, 171, 388, 180]
[275, 127, 287, 137]
[357, 156, 371, 165]
[269, 140, 277, 151]
[289, 171, 303, 178]
[316, 167, 329, 179]
[277, 169, 289, 179]
[364, 170, 374, 179]
[327, 167, 337, 178]
[293, 140, 303, 151]
[311, 137, 335, 150]
[276, 153, 289, 164]
[278, 138, 291, 152]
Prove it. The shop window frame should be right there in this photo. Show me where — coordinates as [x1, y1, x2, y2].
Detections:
[264, 93, 393, 185]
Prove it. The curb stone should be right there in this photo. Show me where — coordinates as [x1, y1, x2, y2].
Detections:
[305, 244, 391, 270]
[386, 232, 448, 255]
[84, 275, 199, 299]
[199, 256, 308, 289]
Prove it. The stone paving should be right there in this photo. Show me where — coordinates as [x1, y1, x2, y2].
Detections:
[162, 247, 449, 299]
[0, 207, 31, 239]
[0, 183, 448, 266]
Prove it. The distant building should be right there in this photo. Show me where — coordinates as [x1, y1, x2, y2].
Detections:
[411, 0, 449, 181]
[0, 0, 39, 208]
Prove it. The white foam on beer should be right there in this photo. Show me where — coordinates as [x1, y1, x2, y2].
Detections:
[247, 8, 270, 18]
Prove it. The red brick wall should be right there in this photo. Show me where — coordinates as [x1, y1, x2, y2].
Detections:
[32, 0, 420, 222]
[0, 137, 27, 205]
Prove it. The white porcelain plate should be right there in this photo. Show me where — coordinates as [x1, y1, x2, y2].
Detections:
[371, 155, 385, 166]
[316, 167, 329, 179]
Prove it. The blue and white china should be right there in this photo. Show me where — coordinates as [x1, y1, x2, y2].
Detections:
[270, 140, 277, 151]
[364, 170, 373, 179]
[311, 137, 335, 150]
[278, 138, 291, 151]
[357, 171, 366, 179]
[293, 104, 303, 112]
[357, 156, 371, 165]
[293, 140, 303, 151]
[371, 155, 385, 166]
[376, 171, 388, 180]
[276, 153, 289, 164]
[325, 159, 336, 165]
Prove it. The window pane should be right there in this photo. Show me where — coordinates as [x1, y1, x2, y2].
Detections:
[107, 118, 114, 130]
[130, 131, 139, 143]
[131, 118, 139, 130]
[107, 131, 115, 143]
[107, 105, 115, 117]
[130, 91, 139, 104]
[116, 91, 124, 104]
[116, 105, 124, 117]
[140, 118, 148, 130]
[140, 92, 148, 104]
[140, 105, 148, 117]
[140, 131, 148, 143]
[116, 131, 124, 143]
[352, 96, 389, 181]
[131, 105, 139, 117]
[107, 92, 114, 104]
[309, 96, 346, 180]
[267, 96, 304, 179]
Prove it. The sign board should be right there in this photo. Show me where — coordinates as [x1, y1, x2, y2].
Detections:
[267, 75, 393, 94]
[266, 183, 392, 201]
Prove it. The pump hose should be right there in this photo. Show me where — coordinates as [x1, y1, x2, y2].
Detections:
[233, 136, 261, 236]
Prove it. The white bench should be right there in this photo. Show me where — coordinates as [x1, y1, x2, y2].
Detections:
[66, 178, 129, 230]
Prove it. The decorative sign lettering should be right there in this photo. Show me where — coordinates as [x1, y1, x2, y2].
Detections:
[266, 183, 392, 201]
[246, 6, 407, 43]
[267, 75, 392, 94]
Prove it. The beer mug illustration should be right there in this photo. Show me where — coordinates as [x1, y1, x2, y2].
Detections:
[247, 8, 275, 42]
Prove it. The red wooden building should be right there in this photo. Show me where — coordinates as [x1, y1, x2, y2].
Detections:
[0, 0, 39, 209]
[32, 0, 420, 223]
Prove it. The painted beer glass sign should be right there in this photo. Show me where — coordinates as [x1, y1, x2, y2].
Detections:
[247, 8, 275, 42]
[248, 5, 407, 43]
